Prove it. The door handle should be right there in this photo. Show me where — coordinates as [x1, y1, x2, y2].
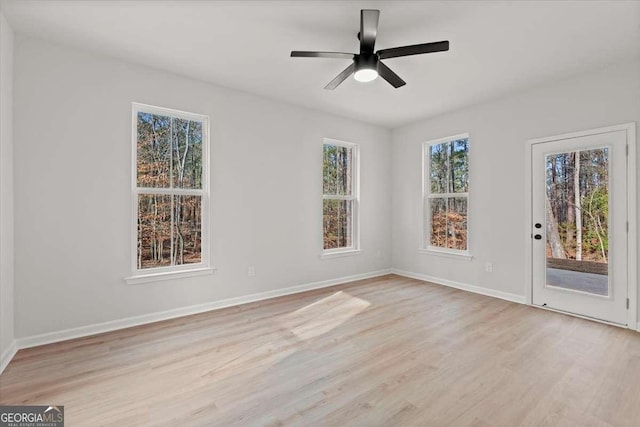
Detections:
[534, 234, 542, 240]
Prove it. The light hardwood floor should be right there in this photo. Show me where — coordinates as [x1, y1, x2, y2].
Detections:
[1, 274, 639, 426]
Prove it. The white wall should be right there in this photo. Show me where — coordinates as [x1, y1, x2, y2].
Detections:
[9, 34, 639, 343]
[0, 11, 15, 365]
[392, 61, 640, 311]
[13, 36, 391, 339]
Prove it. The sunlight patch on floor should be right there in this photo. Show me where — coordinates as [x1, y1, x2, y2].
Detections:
[279, 291, 371, 341]
[194, 291, 371, 386]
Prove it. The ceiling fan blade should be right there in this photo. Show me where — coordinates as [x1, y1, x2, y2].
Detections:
[359, 9, 380, 52]
[291, 51, 355, 59]
[377, 41, 449, 60]
[324, 62, 356, 90]
[378, 61, 406, 88]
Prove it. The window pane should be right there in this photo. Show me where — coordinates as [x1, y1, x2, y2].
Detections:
[173, 195, 202, 265]
[137, 112, 171, 188]
[447, 197, 468, 250]
[323, 144, 337, 194]
[336, 146, 353, 196]
[429, 139, 469, 194]
[426, 137, 469, 251]
[429, 198, 447, 247]
[323, 199, 353, 249]
[452, 139, 469, 193]
[429, 142, 449, 193]
[172, 118, 203, 189]
[544, 148, 609, 296]
[138, 194, 172, 269]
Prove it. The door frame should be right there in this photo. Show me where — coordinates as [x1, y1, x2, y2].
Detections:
[524, 123, 637, 330]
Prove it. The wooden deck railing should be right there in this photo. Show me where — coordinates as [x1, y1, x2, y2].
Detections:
[546, 258, 608, 275]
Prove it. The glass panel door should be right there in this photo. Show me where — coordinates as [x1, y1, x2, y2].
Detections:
[531, 129, 628, 325]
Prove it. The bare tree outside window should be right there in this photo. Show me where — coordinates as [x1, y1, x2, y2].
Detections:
[134, 105, 207, 271]
[544, 148, 609, 263]
[323, 140, 358, 252]
[424, 136, 469, 252]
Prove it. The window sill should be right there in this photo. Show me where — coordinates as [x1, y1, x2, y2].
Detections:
[125, 267, 215, 285]
[320, 249, 362, 259]
[418, 248, 473, 261]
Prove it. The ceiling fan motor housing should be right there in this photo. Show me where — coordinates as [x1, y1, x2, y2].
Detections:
[355, 53, 379, 73]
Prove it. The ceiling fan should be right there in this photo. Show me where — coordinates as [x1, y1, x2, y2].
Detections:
[291, 9, 449, 90]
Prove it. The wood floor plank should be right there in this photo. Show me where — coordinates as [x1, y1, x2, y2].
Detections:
[1, 274, 639, 426]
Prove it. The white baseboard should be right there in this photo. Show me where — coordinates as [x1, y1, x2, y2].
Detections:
[16, 269, 392, 350]
[637, 322, 640, 332]
[0, 340, 17, 375]
[391, 268, 527, 304]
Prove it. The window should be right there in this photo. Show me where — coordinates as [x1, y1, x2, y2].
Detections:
[322, 139, 359, 254]
[423, 134, 469, 254]
[131, 103, 209, 278]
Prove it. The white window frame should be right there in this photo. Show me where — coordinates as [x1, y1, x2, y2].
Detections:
[126, 103, 212, 284]
[321, 138, 360, 258]
[421, 133, 471, 259]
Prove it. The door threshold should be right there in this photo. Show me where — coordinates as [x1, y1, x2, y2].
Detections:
[532, 303, 627, 329]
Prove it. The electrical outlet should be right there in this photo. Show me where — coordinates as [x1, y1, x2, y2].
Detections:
[485, 262, 493, 273]
[247, 266, 255, 277]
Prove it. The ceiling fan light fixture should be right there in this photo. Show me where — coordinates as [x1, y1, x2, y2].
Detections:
[353, 53, 378, 83]
[354, 68, 378, 82]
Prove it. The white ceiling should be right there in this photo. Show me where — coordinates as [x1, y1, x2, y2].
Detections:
[2, 0, 639, 128]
